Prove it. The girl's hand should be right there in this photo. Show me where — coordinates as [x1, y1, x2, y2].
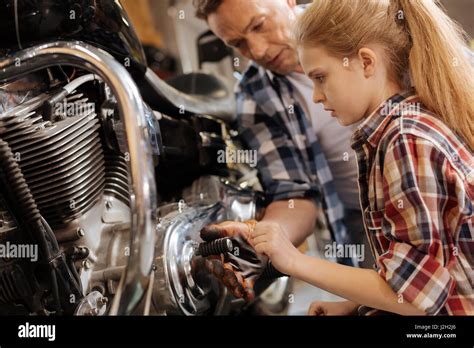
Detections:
[308, 300, 359, 316]
[250, 221, 302, 275]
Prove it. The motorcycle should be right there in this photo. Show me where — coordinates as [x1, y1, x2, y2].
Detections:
[0, 0, 291, 316]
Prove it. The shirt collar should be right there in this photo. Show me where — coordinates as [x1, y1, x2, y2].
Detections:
[266, 70, 277, 83]
[351, 88, 419, 149]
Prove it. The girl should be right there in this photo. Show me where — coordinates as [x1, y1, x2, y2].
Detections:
[248, 0, 473, 315]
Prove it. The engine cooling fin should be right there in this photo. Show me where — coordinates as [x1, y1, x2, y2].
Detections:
[0, 94, 105, 227]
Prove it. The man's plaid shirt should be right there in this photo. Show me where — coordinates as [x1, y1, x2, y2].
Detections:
[351, 89, 473, 315]
[235, 62, 353, 251]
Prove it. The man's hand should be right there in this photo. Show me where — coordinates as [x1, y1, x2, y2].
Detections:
[200, 220, 267, 302]
[307, 300, 359, 316]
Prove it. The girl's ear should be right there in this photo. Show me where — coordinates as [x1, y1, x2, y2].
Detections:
[357, 47, 377, 78]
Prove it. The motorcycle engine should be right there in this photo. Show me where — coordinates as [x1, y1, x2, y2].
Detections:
[0, 72, 263, 316]
[0, 75, 134, 315]
[0, 0, 291, 317]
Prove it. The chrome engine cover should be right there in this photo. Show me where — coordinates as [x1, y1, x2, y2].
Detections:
[182, 175, 260, 222]
[151, 176, 261, 315]
[152, 203, 225, 315]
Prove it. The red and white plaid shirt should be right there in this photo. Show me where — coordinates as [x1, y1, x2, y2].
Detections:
[351, 89, 473, 315]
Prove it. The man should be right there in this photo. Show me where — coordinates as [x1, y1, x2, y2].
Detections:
[194, 0, 369, 302]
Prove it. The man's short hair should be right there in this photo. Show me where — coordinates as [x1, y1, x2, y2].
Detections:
[193, 0, 224, 20]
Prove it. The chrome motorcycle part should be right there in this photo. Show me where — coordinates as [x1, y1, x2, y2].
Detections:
[152, 203, 227, 316]
[74, 290, 108, 316]
[0, 41, 158, 315]
[0, 94, 104, 227]
[0, 136, 85, 314]
[182, 175, 263, 222]
[144, 68, 236, 123]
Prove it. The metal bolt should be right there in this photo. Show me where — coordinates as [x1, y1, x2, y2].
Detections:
[82, 260, 91, 270]
[178, 199, 185, 213]
[77, 228, 85, 237]
[97, 297, 108, 307]
[105, 200, 113, 210]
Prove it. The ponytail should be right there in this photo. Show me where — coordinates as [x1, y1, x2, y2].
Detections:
[398, 0, 474, 150]
[294, 0, 474, 151]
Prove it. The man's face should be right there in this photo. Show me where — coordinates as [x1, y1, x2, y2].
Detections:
[208, 0, 299, 75]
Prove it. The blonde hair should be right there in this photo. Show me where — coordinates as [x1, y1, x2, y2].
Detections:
[293, 0, 474, 151]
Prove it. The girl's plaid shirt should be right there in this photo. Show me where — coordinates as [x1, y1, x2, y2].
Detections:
[351, 89, 473, 315]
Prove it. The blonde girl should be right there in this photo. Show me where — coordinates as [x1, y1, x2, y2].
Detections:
[248, 0, 473, 315]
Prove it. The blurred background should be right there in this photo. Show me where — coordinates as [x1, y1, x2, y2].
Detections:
[121, 0, 474, 84]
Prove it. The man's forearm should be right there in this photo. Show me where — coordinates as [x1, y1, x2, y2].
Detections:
[260, 198, 318, 246]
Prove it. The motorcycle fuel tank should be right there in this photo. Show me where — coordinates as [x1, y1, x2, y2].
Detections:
[0, 0, 147, 77]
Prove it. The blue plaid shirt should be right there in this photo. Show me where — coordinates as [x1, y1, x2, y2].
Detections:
[235, 62, 354, 253]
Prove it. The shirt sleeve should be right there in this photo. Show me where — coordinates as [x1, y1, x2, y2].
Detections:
[378, 134, 463, 315]
[235, 90, 322, 205]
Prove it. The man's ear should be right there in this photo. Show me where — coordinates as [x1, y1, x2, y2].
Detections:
[357, 47, 377, 78]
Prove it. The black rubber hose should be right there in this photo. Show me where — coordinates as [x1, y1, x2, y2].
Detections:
[197, 238, 233, 257]
[40, 215, 59, 253]
[0, 138, 61, 312]
[68, 259, 83, 294]
[0, 139, 41, 225]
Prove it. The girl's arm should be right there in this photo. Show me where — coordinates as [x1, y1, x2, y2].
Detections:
[252, 221, 425, 315]
[253, 134, 467, 316]
[293, 253, 425, 315]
